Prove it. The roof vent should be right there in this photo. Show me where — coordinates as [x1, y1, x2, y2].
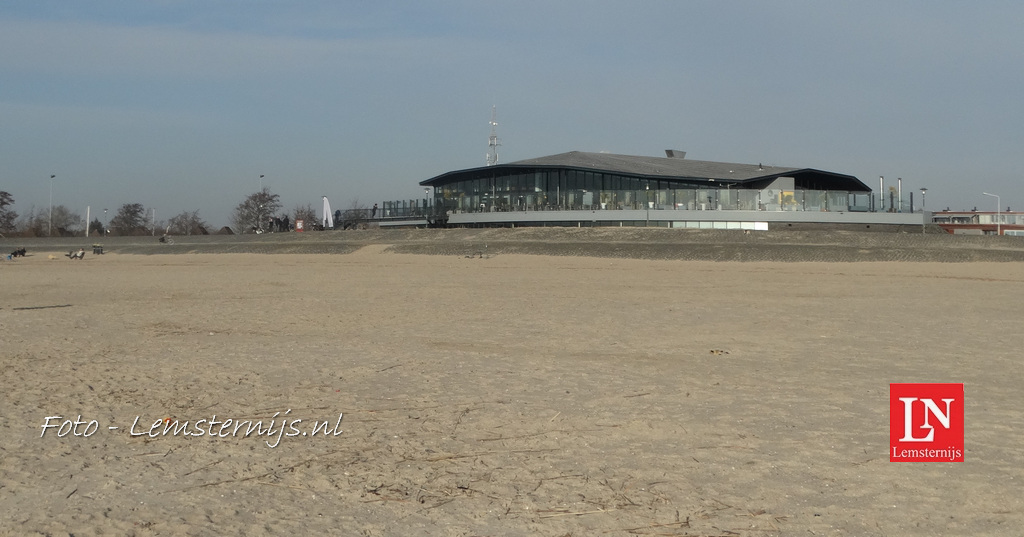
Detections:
[665, 150, 686, 159]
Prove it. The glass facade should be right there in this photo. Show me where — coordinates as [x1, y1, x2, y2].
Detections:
[423, 168, 867, 215]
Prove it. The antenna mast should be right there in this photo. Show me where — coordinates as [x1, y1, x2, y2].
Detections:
[486, 106, 500, 166]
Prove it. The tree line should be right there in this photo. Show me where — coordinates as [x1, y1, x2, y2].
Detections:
[227, 187, 370, 232]
[0, 188, 364, 238]
[0, 192, 206, 237]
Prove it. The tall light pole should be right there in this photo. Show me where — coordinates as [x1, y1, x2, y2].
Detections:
[878, 176, 884, 212]
[257, 175, 266, 232]
[103, 208, 108, 235]
[920, 188, 928, 234]
[983, 192, 1000, 235]
[645, 184, 650, 227]
[48, 174, 55, 236]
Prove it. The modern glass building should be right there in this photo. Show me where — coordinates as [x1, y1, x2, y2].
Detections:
[420, 151, 873, 216]
[372, 151, 925, 229]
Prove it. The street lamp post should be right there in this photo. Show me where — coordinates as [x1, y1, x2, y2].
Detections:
[983, 192, 1001, 235]
[424, 187, 430, 215]
[920, 188, 927, 211]
[48, 174, 55, 236]
[103, 208, 108, 235]
[878, 176, 884, 212]
[645, 185, 650, 227]
[258, 174, 266, 230]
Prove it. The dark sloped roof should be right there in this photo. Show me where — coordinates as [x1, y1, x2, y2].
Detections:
[421, 151, 871, 192]
[509, 151, 798, 181]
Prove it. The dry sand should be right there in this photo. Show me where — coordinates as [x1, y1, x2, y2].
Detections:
[1, 240, 1022, 536]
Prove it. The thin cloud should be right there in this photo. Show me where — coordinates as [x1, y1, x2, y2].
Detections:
[0, 18, 481, 80]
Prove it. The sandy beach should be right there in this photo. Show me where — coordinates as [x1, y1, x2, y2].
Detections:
[1, 234, 1022, 536]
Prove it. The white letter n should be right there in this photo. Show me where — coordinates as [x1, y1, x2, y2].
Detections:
[899, 397, 954, 442]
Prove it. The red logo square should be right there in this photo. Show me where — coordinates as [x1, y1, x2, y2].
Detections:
[890, 383, 964, 462]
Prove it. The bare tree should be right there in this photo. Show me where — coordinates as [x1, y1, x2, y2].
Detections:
[14, 204, 82, 236]
[0, 191, 17, 234]
[0, 192, 16, 234]
[167, 210, 209, 235]
[292, 204, 317, 229]
[109, 203, 148, 236]
[231, 188, 281, 233]
[50, 205, 84, 236]
[339, 198, 370, 230]
[16, 206, 45, 236]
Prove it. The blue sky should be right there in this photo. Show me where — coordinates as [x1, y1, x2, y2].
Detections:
[2, 1, 1022, 227]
